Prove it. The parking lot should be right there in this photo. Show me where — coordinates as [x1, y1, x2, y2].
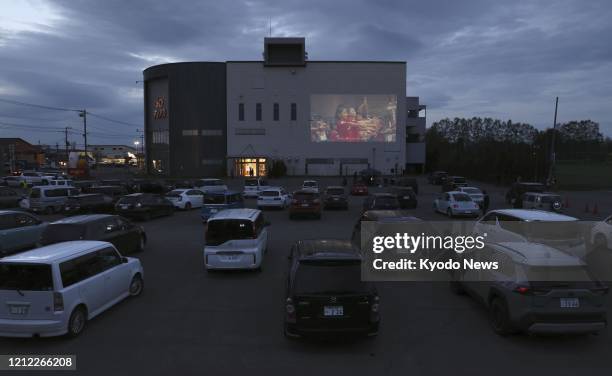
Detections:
[1, 176, 612, 376]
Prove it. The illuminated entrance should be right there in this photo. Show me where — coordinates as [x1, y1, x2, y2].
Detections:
[233, 158, 267, 177]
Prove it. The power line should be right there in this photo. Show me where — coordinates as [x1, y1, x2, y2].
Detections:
[86, 112, 141, 127]
[0, 98, 80, 112]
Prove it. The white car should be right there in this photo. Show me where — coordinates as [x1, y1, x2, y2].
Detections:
[457, 186, 484, 206]
[591, 215, 612, 250]
[3, 176, 23, 188]
[473, 209, 585, 258]
[204, 209, 269, 271]
[433, 191, 480, 217]
[194, 178, 227, 193]
[0, 241, 144, 338]
[165, 189, 205, 210]
[19, 171, 47, 187]
[243, 178, 270, 198]
[302, 180, 319, 193]
[257, 187, 291, 209]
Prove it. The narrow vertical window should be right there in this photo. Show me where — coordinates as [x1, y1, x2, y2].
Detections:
[238, 103, 245, 121]
[273, 103, 279, 121]
[256, 103, 262, 121]
[290, 103, 297, 121]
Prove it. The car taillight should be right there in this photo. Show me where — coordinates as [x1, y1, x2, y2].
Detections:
[53, 292, 64, 312]
[514, 286, 531, 295]
[286, 298, 296, 322]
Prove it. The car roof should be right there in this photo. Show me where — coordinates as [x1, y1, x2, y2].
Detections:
[208, 208, 260, 221]
[492, 242, 584, 267]
[362, 210, 422, 222]
[460, 186, 480, 190]
[371, 192, 395, 197]
[51, 214, 113, 224]
[524, 192, 560, 196]
[0, 210, 35, 216]
[488, 209, 577, 221]
[447, 191, 469, 195]
[295, 239, 361, 260]
[0, 241, 109, 263]
[294, 189, 318, 194]
[206, 190, 241, 195]
[262, 186, 283, 191]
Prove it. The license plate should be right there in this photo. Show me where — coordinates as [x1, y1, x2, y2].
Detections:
[9, 306, 28, 315]
[221, 255, 240, 262]
[560, 298, 579, 308]
[323, 306, 344, 317]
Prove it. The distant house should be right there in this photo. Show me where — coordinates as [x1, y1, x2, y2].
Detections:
[90, 145, 137, 165]
[0, 138, 45, 173]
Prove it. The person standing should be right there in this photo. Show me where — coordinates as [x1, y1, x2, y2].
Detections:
[482, 190, 490, 213]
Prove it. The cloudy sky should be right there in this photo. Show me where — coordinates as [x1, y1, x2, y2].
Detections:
[1, 0, 611, 147]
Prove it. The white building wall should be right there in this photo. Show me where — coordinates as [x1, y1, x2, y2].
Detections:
[226, 62, 406, 176]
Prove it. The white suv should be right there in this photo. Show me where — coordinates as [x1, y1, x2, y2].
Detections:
[0, 241, 144, 337]
[302, 180, 319, 193]
[204, 209, 269, 271]
[257, 187, 291, 209]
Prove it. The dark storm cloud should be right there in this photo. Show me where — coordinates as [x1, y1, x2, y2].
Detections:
[1, 0, 611, 145]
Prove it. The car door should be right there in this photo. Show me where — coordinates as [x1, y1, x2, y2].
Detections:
[12, 213, 43, 250]
[187, 190, 204, 208]
[96, 218, 127, 253]
[115, 216, 140, 253]
[61, 252, 107, 315]
[96, 247, 131, 304]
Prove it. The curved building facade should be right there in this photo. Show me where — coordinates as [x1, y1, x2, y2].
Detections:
[143, 62, 227, 177]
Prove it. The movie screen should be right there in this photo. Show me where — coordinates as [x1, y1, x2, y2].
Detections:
[310, 95, 397, 142]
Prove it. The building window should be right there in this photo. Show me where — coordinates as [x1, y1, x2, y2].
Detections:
[273, 103, 279, 121]
[182, 130, 199, 136]
[256, 103, 262, 121]
[238, 103, 245, 121]
[290, 103, 297, 121]
[200, 129, 223, 136]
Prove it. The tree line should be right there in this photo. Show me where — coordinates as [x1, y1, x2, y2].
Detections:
[425, 118, 612, 185]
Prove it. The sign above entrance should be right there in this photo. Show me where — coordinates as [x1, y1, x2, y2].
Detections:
[153, 96, 168, 120]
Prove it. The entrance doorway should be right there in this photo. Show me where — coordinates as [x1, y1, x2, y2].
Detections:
[233, 158, 267, 177]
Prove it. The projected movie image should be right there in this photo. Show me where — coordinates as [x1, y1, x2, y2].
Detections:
[310, 95, 397, 142]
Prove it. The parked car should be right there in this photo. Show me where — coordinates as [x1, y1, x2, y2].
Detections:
[284, 239, 379, 338]
[39, 179, 74, 187]
[165, 189, 205, 210]
[194, 178, 227, 193]
[522, 192, 563, 212]
[289, 190, 322, 219]
[433, 191, 480, 218]
[2, 176, 23, 188]
[322, 186, 348, 210]
[0, 241, 144, 337]
[203, 208, 269, 271]
[40, 215, 146, 255]
[114, 193, 174, 221]
[257, 187, 291, 209]
[0, 187, 24, 209]
[473, 209, 584, 257]
[386, 186, 417, 209]
[505, 182, 546, 207]
[450, 241, 608, 335]
[62, 194, 115, 215]
[243, 178, 270, 198]
[350, 182, 368, 196]
[85, 185, 128, 203]
[442, 176, 468, 192]
[351, 210, 422, 249]
[362, 193, 401, 212]
[302, 180, 319, 193]
[18, 171, 47, 187]
[456, 186, 485, 207]
[394, 177, 418, 195]
[428, 171, 448, 185]
[0, 210, 47, 257]
[201, 191, 244, 222]
[591, 214, 612, 250]
[72, 180, 97, 192]
[27, 186, 81, 214]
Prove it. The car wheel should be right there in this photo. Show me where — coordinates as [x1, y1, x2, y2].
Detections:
[446, 208, 453, 218]
[67, 306, 87, 338]
[184, 202, 192, 210]
[136, 235, 146, 252]
[129, 274, 144, 297]
[594, 234, 608, 249]
[489, 297, 515, 336]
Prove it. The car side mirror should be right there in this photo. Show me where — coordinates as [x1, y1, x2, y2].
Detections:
[122, 257, 129, 263]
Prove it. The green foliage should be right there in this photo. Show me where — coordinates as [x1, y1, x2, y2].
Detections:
[268, 159, 287, 178]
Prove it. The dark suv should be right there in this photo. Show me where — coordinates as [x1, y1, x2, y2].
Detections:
[323, 186, 348, 210]
[63, 193, 114, 215]
[362, 193, 400, 212]
[428, 171, 448, 185]
[115, 193, 174, 220]
[442, 176, 468, 192]
[284, 239, 379, 338]
[386, 186, 417, 209]
[505, 182, 546, 207]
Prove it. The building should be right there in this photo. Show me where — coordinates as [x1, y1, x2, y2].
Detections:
[0, 138, 45, 173]
[143, 37, 425, 177]
[90, 145, 137, 165]
[405, 96, 426, 173]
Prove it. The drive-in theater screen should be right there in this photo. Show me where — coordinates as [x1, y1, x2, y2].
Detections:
[310, 94, 397, 142]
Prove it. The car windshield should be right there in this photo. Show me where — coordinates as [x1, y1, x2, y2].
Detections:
[294, 192, 318, 200]
[204, 195, 226, 204]
[303, 182, 317, 187]
[206, 219, 254, 246]
[245, 180, 258, 186]
[452, 193, 472, 201]
[373, 197, 399, 207]
[326, 188, 344, 195]
[294, 261, 370, 295]
[261, 191, 279, 197]
[41, 224, 87, 245]
[0, 263, 53, 291]
[463, 188, 481, 194]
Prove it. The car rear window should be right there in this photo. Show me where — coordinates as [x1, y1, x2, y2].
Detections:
[245, 180, 258, 186]
[294, 261, 369, 294]
[204, 195, 226, 204]
[294, 192, 318, 200]
[41, 224, 87, 245]
[117, 196, 142, 204]
[261, 190, 279, 197]
[452, 193, 471, 201]
[206, 219, 254, 246]
[326, 188, 344, 195]
[463, 188, 481, 194]
[303, 182, 317, 187]
[453, 177, 467, 183]
[525, 266, 591, 282]
[0, 263, 53, 291]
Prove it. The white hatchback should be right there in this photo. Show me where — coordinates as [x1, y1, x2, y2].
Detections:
[165, 189, 205, 210]
[302, 180, 319, 193]
[257, 187, 291, 209]
[204, 209, 269, 271]
[434, 191, 480, 217]
[0, 241, 144, 338]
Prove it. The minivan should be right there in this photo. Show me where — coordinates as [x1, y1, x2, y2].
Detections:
[201, 191, 245, 222]
[0, 241, 144, 337]
[243, 178, 269, 198]
[28, 186, 81, 214]
[204, 208, 269, 271]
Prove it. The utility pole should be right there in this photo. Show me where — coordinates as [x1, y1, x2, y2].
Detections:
[548, 97, 559, 186]
[64, 127, 72, 174]
[79, 110, 87, 157]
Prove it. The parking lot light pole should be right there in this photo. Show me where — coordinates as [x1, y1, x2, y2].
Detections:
[548, 97, 559, 186]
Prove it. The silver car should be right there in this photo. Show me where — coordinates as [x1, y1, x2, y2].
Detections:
[0, 210, 47, 257]
[451, 241, 608, 335]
